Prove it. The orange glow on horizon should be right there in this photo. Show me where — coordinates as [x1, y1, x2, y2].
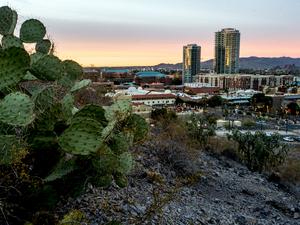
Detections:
[53, 38, 300, 67]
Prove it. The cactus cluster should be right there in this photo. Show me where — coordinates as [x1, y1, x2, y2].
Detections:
[0, 4, 149, 199]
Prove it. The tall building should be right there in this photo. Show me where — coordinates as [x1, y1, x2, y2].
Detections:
[183, 44, 201, 83]
[214, 28, 240, 74]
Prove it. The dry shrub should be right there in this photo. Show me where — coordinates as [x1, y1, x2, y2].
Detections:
[154, 120, 202, 177]
[74, 87, 113, 107]
[207, 136, 239, 161]
[278, 147, 300, 184]
[278, 159, 300, 184]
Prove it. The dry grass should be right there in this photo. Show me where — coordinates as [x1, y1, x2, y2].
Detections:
[207, 136, 239, 157]
[278, 146, 300, 184]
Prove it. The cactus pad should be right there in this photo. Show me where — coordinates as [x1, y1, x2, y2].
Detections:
[114, 173, 128, 188]
[20, 19, 46, 43]
[92, 148, 115, 175]
[36, 39, 52, 54]
[30, 52, 44, 65]
[1, 35, 24, 49]
[44, 157, 78, 182]
[0, 47, 30, 91]
[70, 79, 91, 93]
[61, 93, 74, 119]
[92, 174, 112, 187]
[126, 114, 149, 143]
[63, 60, 83, 81]
[8, 10, 17, 34]
[105, 99, 132, 122]
[0, 92, 35, 126]
[72, 105, 107, 126]
[0, 6, 14, 35]
[116, 152, 133, 175]
[31, 54, 63, 80]
[110, 132, 130, 155]
[58, 119, 104, 155]
[23, 71, 38, 81]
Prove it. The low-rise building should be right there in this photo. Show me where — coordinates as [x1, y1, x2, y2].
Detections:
[132, 94, 176, 107]
[195, 74, 294, 91]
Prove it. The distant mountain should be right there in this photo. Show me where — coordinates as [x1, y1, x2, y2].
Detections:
[153, 57, 300, 70]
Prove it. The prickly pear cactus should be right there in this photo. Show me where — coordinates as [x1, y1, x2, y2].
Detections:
[58, 119, 104, 155]
[0, 8, 150, 224]
[31, 54, 63, 80]
[20, 19, 46, 43]
[36, 39, 52, 54]
[0, 6, 16, 35]
[0, 47, 30, 91]
[2, 35, 23, 49]
[0, 92, 35, 126]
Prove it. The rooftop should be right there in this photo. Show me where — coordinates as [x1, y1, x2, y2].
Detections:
[136, 71, 166, 78]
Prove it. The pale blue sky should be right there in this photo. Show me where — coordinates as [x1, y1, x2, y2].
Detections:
[2, 0, 300, 66]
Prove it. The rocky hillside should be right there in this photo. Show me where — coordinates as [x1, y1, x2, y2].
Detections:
[58, 131, 300, 225]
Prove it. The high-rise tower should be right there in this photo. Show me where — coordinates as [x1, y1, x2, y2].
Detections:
[183, 44, 201, 83]
[214, 28, 240, 74]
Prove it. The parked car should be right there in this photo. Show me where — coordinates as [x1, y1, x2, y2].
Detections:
[283, 136, 294, 142]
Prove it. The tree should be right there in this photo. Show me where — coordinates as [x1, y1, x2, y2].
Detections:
[250, 93, 273, 112]
[186, 114, 215, 148]
[228, 130, 289, 172]
[207, 95, 224, 107]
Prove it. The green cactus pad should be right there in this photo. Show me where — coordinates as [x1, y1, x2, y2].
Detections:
[20, 19, 46, 43]
[44, 157, 78, 182]
[2, 35, 24, 49]
[0, 135, 23, 165]
[126, 114, 149, 143]
[72, 105, 107, 126]
[92, 174, 112, 187]
[0, 92, 35, 126]
[8, 10, 17, 35]
[62, 60, 83, 81]
[58, 119, 104, 155]
[31, 54, 63, 80]
[116, 152, 133, 175]
[61, 93, 74, 119]
[0, 6, 14, 35]
[104, 99, 132, 122]
[36, 39, 52, 54]
[114, 173, 128, 188]
[23, 71, 38, 81]
[0, 47, 30, 91]
[110, 132, 130, 155]
[101, 121, 117, 141]
[30, 52, 44, 65]
[92, 148, 116, 175]
[70, 79, 91, 93]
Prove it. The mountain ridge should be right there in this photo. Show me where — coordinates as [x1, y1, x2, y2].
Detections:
[153, 57, 300, 70]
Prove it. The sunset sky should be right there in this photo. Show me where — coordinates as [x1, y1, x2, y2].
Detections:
[3, 0, 300, 66]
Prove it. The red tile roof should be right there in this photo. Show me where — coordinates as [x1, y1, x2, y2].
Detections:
[132, 94, 176, 100]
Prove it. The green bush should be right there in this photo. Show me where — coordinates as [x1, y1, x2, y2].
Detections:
[228, 130, 289, 172]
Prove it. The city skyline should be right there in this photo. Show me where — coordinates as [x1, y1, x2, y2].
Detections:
[3, 0, 300, 66]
